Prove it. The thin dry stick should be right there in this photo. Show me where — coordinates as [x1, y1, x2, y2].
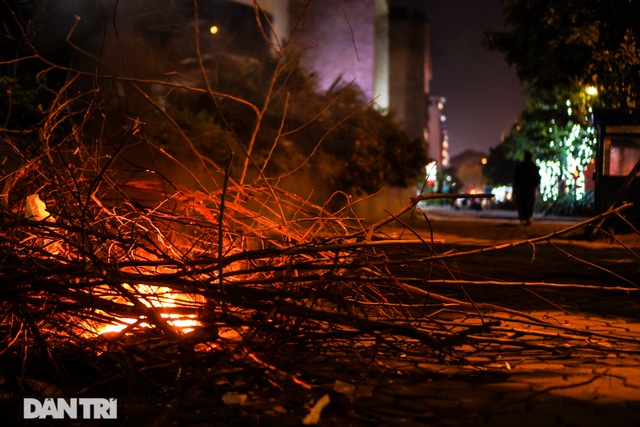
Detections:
[260, 92, 290, 174]
[273, 93, 363, 181]
[418, 203, 634, 262]
[252, 2, 285, 55]
[218, 150, 234, 302]
[392, 279, 550, 324]
[548, 241, 638, 287]
[419, 279, 638, 292]
[130, 82, 222, 189]
[361, 193, 495, 240]
[595, 225, 640, 260]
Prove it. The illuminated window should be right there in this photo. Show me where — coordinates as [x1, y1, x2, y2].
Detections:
[603, 126, 640, 177]
[604, 136, 640, 176]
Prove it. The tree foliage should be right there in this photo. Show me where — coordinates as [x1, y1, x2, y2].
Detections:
[1, 0, 426, 198]
[482, 143, 517, 187]
[482, 0, 631, 198]
[484, 87, 596, 190]
[144, 53, 426, 196]
[487, 0, 640, 108]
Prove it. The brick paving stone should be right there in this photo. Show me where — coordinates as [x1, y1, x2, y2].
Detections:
[377, 382, 440, 398]
[422, 396, 463, 410]
[394, 396, 439, 415]
[604, 365, 640, 381]
[507, 372, 586, 388]
[622, 323, 640, 333]
[555, 400, 637, 427]
[512, 362, 567, 370]
[547, 375, 632, 402]
[481, 380, 533, 393]
[464, 356, 496, 364]
[353, 405, 419, 425]
[496, 400, 565, 427]
[355, 391, 397, 408]
[557, 366, 600, 376]
[526, 400, 607, 427]
[436, 387, 501, 411]
[488, 413, 543, 427]
[602, 357, 640, 367]
[416, 363, 471, 376]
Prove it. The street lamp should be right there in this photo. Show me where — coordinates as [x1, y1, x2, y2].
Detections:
[585, 86, 598, 96]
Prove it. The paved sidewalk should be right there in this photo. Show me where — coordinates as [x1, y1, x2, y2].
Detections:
[347, 310, 640, 427]
[354, 207, 640, 426]
[419, 204, 588, 223]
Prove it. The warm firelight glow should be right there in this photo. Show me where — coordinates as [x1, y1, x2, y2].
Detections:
[94, 284, 203, 336]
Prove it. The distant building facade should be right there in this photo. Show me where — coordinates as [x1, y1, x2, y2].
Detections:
[286, 1, 438, 154]
[245, 0, 446, 212]
[241, 0, 440, 160]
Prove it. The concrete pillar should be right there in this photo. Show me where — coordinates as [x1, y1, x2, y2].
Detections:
[289, 0, 377, 100]
[388, 6, 429, 143]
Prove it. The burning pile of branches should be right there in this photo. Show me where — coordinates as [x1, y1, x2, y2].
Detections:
[1, 107, 640, 427]
[1, 119, 639, 392]
[1, 5, 639, 421]
[0, 120, 450, 361]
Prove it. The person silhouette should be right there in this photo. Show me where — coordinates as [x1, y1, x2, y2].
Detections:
[513, 151, 540, 225]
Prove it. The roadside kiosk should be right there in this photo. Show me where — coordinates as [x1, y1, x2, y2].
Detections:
[592, 109, 640, 224]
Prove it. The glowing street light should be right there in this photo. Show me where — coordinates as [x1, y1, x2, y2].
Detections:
[209, 25, 219, 35]
[585, 86, 598, 96]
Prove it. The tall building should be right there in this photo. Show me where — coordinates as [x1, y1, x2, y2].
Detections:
[427, 95, 449, 188]
[388, 3, 430, 143]
[288, 1, 433, 143]
[288, 0, 388, 106]
[218, 1, 442, 176]
[238, 0, 444, 211]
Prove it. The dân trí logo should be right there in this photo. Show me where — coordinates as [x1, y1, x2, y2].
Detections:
[24, 398, 117, 419]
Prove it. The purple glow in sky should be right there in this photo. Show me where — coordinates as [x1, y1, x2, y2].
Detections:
[423, 0, 524, 156]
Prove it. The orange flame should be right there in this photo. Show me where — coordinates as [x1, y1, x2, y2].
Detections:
[93, 284, 204, 335]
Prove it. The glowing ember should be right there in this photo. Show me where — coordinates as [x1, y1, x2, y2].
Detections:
[93, 284, 204, 335]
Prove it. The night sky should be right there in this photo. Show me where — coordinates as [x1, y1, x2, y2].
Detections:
[422, 0, 525, 157]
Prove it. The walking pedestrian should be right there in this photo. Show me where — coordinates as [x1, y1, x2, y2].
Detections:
[513, 151, 540, 225]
